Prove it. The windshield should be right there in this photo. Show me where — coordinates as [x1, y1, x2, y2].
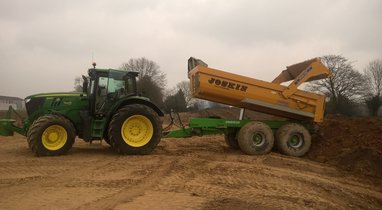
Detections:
[107, 71, 136, 97]
[93, 71, 136, 113]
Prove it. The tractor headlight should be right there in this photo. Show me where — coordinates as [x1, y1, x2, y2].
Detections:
[25, 98, 31, 104]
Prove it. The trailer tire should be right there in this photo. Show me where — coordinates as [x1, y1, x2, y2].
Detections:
[108, 104, 162, 155]
[224, 130, 239, 149]
[27, 115, 75, 156]
[237, 121, 274, 155]
[275, 123, 311, 157]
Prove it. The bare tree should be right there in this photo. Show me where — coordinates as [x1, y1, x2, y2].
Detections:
[138, 75, 165, 108]
[364, 59, 382, 97]
[364, 59, 382, 116]
[120, 57, 166, 88]
[74, 76, 83, 92]
[163, 89, 187, 113]
[176, 81, 195, 108]
[308, 55, 367, 114]
[120, 58, 167, 108]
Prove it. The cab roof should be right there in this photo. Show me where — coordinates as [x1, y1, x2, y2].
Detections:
[88, 68, 139, 77]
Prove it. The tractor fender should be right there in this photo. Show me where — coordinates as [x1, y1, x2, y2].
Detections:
[29, 112, 80, 136]
[113, 98, 164, 117]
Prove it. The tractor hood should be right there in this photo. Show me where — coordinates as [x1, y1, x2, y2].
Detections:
[25, 92, 85, 100]
[24, 92, 88, 119]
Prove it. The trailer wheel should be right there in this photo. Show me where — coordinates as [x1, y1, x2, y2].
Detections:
[108, 104, 162, 155]
[237, 121, 274, 155]
[275, 123, 311, 157]
[27, 115, 75, 156]
[224, 130, 239, 149]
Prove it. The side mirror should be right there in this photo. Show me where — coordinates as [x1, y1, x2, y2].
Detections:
[82, 75, 88, 93]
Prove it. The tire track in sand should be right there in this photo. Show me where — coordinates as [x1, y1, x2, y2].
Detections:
[76, 157, 176, 210]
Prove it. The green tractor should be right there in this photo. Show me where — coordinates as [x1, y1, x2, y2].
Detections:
[0, 63, 163, 156]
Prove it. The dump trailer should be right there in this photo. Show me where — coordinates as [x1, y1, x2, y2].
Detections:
[163, 57, 331, 157]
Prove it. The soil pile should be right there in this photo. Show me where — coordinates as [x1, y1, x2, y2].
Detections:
[307, 116, 382, 178]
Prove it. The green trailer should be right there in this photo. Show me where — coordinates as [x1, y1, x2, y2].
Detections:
[162, 110, 314, 157]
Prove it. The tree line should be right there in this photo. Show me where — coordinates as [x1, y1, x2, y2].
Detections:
[75, 55, 382, 116]
[308, 55, 382, 116]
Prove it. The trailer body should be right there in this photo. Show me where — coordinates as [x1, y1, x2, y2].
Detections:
[188, 58, 331, 123]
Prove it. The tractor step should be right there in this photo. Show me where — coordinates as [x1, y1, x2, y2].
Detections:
[91, 119, 106, 138]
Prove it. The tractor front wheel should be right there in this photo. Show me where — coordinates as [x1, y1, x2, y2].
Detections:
[27, 115, 76, 156]
[108, 104, 162, 155]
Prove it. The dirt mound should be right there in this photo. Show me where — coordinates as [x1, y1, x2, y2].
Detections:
[307, 116, 382, 178]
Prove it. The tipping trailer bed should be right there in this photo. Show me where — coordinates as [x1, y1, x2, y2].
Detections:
[187, 58, 331, 123]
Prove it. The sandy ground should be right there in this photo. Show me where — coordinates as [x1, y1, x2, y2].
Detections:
[0, 133, 381, 210]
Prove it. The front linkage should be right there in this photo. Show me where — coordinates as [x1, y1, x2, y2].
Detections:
[0, 106, 27, 136]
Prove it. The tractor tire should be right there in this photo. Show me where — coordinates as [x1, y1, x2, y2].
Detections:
[275, 123, 311, 157]
[224, 130, 239, 149]
[237, 121, 274, 155]
[103, 137, 112, 146]
[108, 104, 162, 155]
[27, 115, 75, 156]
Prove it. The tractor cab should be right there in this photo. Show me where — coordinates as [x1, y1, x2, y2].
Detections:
[84, 67, 138, 116]
[80, 63, 140, 141]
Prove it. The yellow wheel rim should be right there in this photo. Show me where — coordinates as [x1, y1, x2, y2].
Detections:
[42, 125, 68, 151]
[121, 115, 154, 147]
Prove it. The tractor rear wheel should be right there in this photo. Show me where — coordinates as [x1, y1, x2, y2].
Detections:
[224, 130, 239, 149]
[108, 104, 162, 155]
[275, 123, 311, 157]
[27, 115, 75, 156]
[237, 121, 274, 155]
[103, 136, 112, 146]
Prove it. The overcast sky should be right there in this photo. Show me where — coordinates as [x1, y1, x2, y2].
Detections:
[0, 0, 381, 98]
